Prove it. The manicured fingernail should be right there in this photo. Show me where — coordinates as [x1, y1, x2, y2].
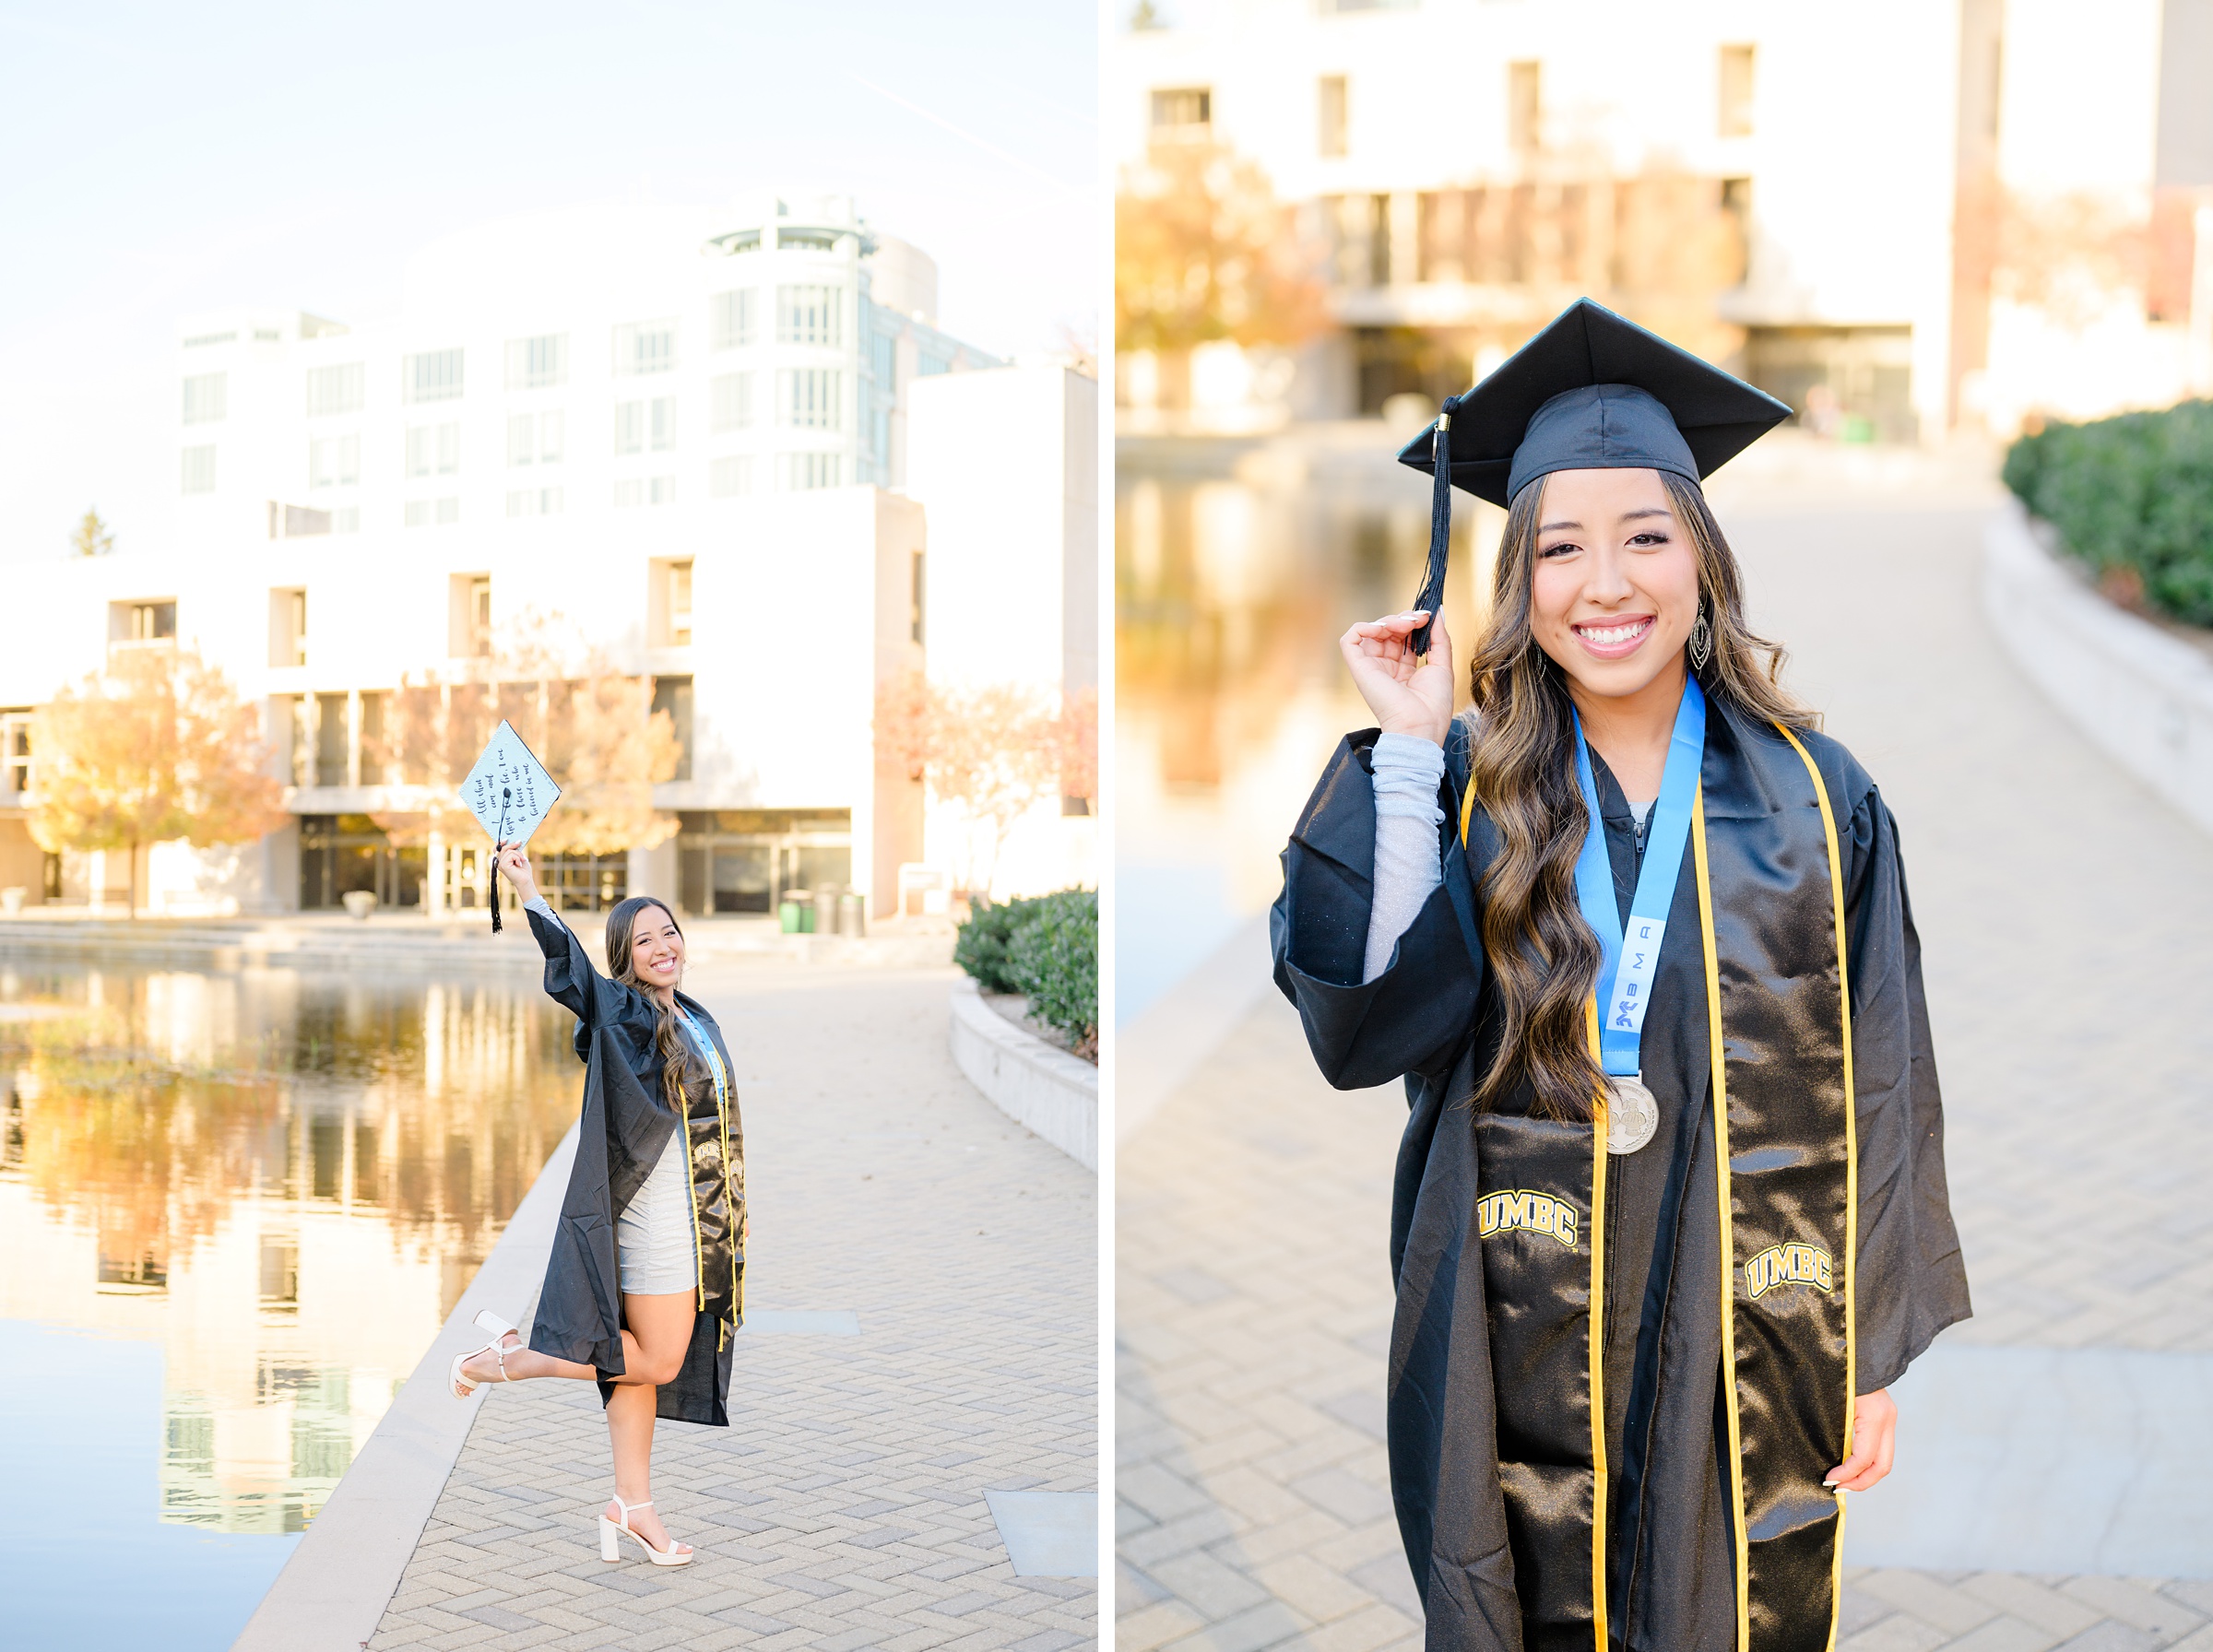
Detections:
[1821, 1481, 1838, 1490]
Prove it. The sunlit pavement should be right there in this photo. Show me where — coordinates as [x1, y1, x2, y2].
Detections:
[364, 962, 1096, 1648]
[1118, 481, 2213, 1651]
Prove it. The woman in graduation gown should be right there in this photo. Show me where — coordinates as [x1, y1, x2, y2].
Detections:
[447, 844, 746, 1568]
[1272, 301, 1970, 1651]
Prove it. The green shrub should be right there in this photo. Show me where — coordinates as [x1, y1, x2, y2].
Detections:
[2003, 400, 2213, 623]
[953, 894, 1043, 993]
[1008, 890, 1098, 1053]
[955, 887, 1098, 1056]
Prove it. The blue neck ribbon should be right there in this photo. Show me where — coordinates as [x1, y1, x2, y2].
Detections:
[1569, 676, 1707, 1079]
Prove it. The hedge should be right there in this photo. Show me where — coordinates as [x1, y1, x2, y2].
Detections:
[954, 888, 1098, 1056]
[2002, 399, 2213, 623]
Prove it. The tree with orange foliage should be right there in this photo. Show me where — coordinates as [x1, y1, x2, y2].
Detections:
[873, 671, 1094, 898]
[1116, 140, 1327, 355]
[368, 615, 681, 867]
[30, 645, 285, 916]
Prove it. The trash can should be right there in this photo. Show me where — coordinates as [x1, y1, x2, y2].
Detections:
[812, 885, 840, 937]
[779, 900, 804, 934]
[839, 892, 865, 938]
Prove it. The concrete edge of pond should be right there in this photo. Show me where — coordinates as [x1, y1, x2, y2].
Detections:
[949, 976, 1097, 1171]
[231, 1120, 580, 1652]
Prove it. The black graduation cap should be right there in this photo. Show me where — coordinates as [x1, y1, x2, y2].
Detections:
[1397, 298, 1792, 653]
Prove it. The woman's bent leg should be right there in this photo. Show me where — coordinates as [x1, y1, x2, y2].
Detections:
[602, 1291, 696, 1554]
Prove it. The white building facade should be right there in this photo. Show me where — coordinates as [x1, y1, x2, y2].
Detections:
[0, 197, 1095, 921]
[1112, 0, 2213, 442]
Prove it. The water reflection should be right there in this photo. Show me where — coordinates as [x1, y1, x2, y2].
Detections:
[1115, 428, 1498, 1020]
[0, 962, 575, 1556]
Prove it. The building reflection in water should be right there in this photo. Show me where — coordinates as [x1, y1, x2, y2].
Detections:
[1115, 428, 1498, 1021]
[0, 962, 576, 1535]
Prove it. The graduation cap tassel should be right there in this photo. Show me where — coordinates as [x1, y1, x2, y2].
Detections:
[1411, 395, 1460, 657]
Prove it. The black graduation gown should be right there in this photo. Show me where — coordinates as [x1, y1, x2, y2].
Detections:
[523, 908, 748, 1426]
[1272, 700, 1970, 1650]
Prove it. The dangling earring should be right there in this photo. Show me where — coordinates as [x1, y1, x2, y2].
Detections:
[1687, 602, 1713, 671]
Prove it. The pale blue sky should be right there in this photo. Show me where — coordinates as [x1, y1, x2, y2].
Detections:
[0, 0, 1098, 562]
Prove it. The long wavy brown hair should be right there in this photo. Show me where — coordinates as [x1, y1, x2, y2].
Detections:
[605, 896, 698, 1113]
[1463, 469, 1815, 1121]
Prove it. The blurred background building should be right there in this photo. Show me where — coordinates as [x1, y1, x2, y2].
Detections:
[1115, 0, 2213, 442]
[0, 196, 1096, 921]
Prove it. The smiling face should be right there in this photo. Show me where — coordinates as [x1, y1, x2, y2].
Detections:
[1525, 466, 1702, 704]
[626, 903, 686, 992]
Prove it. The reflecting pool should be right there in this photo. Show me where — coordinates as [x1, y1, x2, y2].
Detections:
[0, 959, 577, 1651]
[1115, 427, 1497, 1022]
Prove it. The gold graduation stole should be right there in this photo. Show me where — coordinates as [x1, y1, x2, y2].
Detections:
[1463, 726, 1855, 1651]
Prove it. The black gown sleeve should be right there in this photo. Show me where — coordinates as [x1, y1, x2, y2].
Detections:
[1272, 727, 1485, 1092]
[1841, 784, 1972, 1391]
[527, 906, 633, 1048]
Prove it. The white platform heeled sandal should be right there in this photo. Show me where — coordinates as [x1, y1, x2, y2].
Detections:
[448, 1310, 521, 1398]
[599, 1495, 694, 1566]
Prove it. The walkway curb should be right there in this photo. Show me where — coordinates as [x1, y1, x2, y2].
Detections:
[948, 977, 1098, 1170]
[231, 1122, 578, 1652]
[1983, 501, 2213, 836]
[1116, 912, 1274, 1146]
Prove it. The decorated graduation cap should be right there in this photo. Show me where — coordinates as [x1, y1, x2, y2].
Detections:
[464, 719, 561, 933]
[1398, 298, 1793, 654]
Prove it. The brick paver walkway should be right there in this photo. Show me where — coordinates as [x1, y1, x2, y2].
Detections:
[367, 964, 1096, 1649]
[1118, 493, 2213, 1651]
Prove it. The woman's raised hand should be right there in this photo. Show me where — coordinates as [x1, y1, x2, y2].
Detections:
[1339, 610, 1454, 748]
[494, 841, 539, 905]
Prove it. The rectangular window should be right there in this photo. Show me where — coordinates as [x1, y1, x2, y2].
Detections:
[182, 372, 227, 425]
[403, 348, 465, 403]
[668, 560, 693, 646]
[780, 453, 841, 491]
[649, 475, 676, 505]
[437, 495, 459, 525]
[709, 455, 752, 497]
[306, 363, 364, 416]
[406, 498, 461, 528]
[650, 397, 676, 451]
[504, 333, 568, 389]
[1509, 61, 1541, 155]
[778, 368, 842, 430]
[269, 587, 307, 667]
[614, 319, 677, 376]
[1318, 76, 1348, 158]
[181, 445, 217, 494]
[613, 478, 644, 509]
[405, 501, 430, 527]
[333, 506, 360, 534]
[112, 599, 177, 642]
[710, 289, 756, 350]
[510, 409, 565, 466]
[470, 576, 491, 655]
[505, 487, 563, 517]
[1718, 44, 1756, 137]
[1, 709, 32, 796]
[710, 373, 754, 432]
[868, 328, 896, 386]
[614, 402, 645, 454]
[910, 549, 926, 643]
[1150, 87, 1211, 131]
[652, 677, 693, 781]
[917, 348, 953, 377]
[309, 434, 360, 489]
[406, 423, 460, 478]
[776, 285, 844, 347]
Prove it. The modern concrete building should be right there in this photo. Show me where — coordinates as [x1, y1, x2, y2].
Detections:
[0, 197, 1096, 919]
[1112, 0, 2213, 440]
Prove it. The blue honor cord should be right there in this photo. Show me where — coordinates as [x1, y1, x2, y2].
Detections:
[1569, 676, 1707, 1079]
